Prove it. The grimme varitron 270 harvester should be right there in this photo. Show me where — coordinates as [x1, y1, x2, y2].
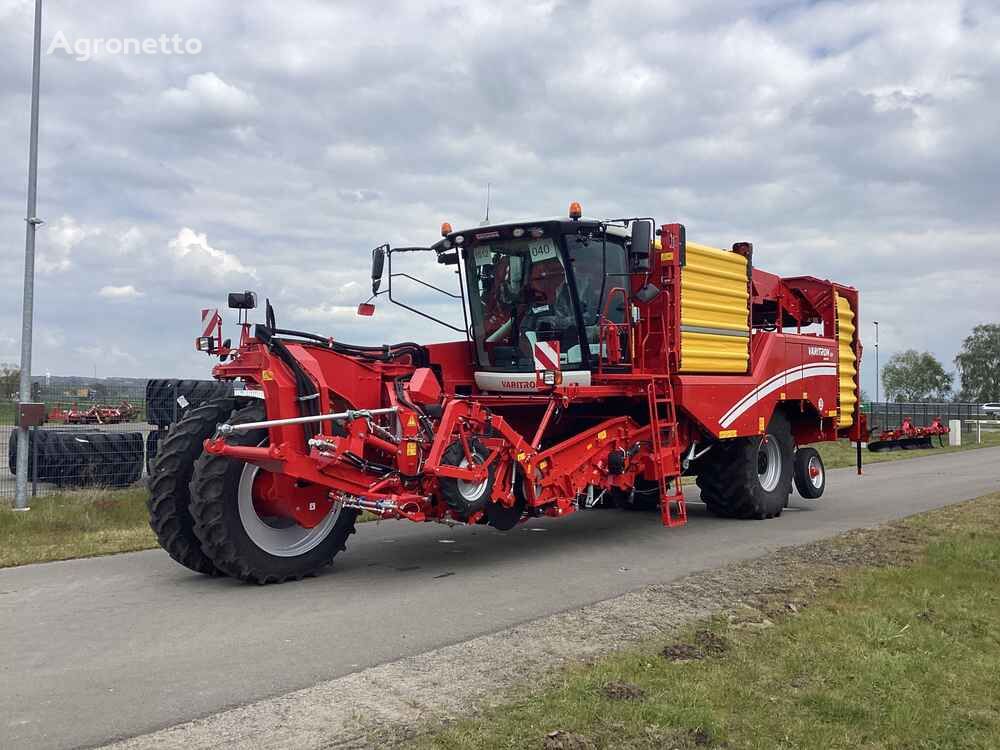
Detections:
[148, 204, 866, 583]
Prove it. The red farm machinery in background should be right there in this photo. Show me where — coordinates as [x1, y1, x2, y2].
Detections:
[48, 401, 139, 425]
[148, 204, 866, 583]
[868, 416, 949, 452]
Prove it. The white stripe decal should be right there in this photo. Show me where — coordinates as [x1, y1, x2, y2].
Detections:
[718, 363, 829, 425]
[719, 364, 837, 428]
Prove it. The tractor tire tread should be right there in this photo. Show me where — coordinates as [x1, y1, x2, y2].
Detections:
[696, 412, 793, 520]
[189, 402, 358, 584]
[146, 398, 234, 576]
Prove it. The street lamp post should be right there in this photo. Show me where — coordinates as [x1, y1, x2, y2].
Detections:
[14, 0, 43, 512]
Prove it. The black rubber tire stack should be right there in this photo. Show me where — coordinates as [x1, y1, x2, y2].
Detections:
[146, 398, 235, 576]
[696, 412, 794, 520]
[145, 379, 235, 427]
[9, 430, 144, 487]
[188, 402, 359, 584]
[145, 430, 161, 475]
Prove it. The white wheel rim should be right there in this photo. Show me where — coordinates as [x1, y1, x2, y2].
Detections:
[456, 455, 489, 503]
[757, 437, 782, 492]
[808, 455, 824, 489]
[237, 462, 342, 558]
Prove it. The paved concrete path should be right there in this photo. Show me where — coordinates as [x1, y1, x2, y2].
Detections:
[2, 448, 998, 750]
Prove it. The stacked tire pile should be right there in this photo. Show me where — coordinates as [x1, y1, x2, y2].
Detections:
[144, 379, 235, 471]
[9, 430, 144, 488]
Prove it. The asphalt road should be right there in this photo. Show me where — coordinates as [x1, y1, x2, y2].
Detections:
[2, 448, 999, 750]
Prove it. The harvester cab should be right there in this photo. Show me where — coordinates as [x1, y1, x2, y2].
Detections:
[365, 205, 651, 391]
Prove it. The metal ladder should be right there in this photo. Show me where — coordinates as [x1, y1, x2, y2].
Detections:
[646, 378, 687, 527]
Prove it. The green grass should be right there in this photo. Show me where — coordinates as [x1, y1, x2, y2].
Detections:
[0, 488, 156, 567]
[420, 493, 1000, 750]
[0, 486, 379, 568]
[817, 429, 1000, 469]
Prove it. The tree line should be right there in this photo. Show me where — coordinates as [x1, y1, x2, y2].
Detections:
[880, 323, 1000, 403]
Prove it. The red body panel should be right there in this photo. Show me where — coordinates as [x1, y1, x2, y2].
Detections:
[676, 332, 840, 444]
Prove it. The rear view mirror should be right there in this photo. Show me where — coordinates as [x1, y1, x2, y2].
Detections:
[371, 245, 387, 294]
[629, 221, 652, 272]
[228, 290, 257, 309]
[357, 303, 375, 317]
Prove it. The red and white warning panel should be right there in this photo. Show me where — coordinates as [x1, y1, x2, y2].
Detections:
[196, 308, 223, 352]
[201, 308, 222, 338]
[533, 340, 560, 371]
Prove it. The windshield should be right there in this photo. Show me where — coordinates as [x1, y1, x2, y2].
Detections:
[465, 236, 583, 371]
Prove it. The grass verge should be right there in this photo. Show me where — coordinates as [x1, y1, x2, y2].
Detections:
[817, 429, 1000, 469]
[0, 487, 381, 568]
[0, 488, 155, 567]
[419, 493, 1000, 750]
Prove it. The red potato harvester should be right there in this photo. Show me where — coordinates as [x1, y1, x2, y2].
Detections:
[149, 203, 867, 583]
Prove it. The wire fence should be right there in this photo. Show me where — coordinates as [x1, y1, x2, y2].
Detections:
[2, 378, 234, 501]
[862, 402, 996, 433]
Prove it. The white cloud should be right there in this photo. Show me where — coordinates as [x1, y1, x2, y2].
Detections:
[157, 73, 259, 127]
[168, 227, 257, 279]
[37, 216, 102, 274]
[98, 284, 144, 299]
[0, 0, 997, 380]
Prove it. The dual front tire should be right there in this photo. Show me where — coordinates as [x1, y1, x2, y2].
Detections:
[148, 400, 357, 583]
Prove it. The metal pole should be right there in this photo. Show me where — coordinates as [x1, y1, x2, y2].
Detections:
[31, 426, 38, 498]
[873, 320, 879, 405]
[14, 0, 43, 512]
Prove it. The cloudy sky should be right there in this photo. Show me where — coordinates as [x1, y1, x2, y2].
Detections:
[0, 0, 997, 392]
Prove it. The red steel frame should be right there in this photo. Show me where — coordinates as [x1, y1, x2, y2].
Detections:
[202, 222, 864, 530]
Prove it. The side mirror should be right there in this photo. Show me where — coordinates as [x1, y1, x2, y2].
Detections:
[371, 245, 387, 294]
[228, 290, 257, 309]
[357, 302, 375, 317]
[629, 221, 652, 272]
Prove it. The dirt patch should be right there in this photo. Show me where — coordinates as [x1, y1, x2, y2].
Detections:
[544, 730, 596, 750]
[633, 727, 715, 749]
[601, 681, 646, 701]
[661, 643, 705, 662]
[693, 629, 730, 656]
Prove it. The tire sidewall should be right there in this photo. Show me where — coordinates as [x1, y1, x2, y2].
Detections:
[440, 438, 494, 517]
[746, 416, 793, 517]
[793, 447, 826, 499]
[192, 404, 357, 582]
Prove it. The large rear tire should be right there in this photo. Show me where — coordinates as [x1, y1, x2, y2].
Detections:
[696, 412, 793, 520]
[189, 403, 358, 584]
[146, 398, 234, 576]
